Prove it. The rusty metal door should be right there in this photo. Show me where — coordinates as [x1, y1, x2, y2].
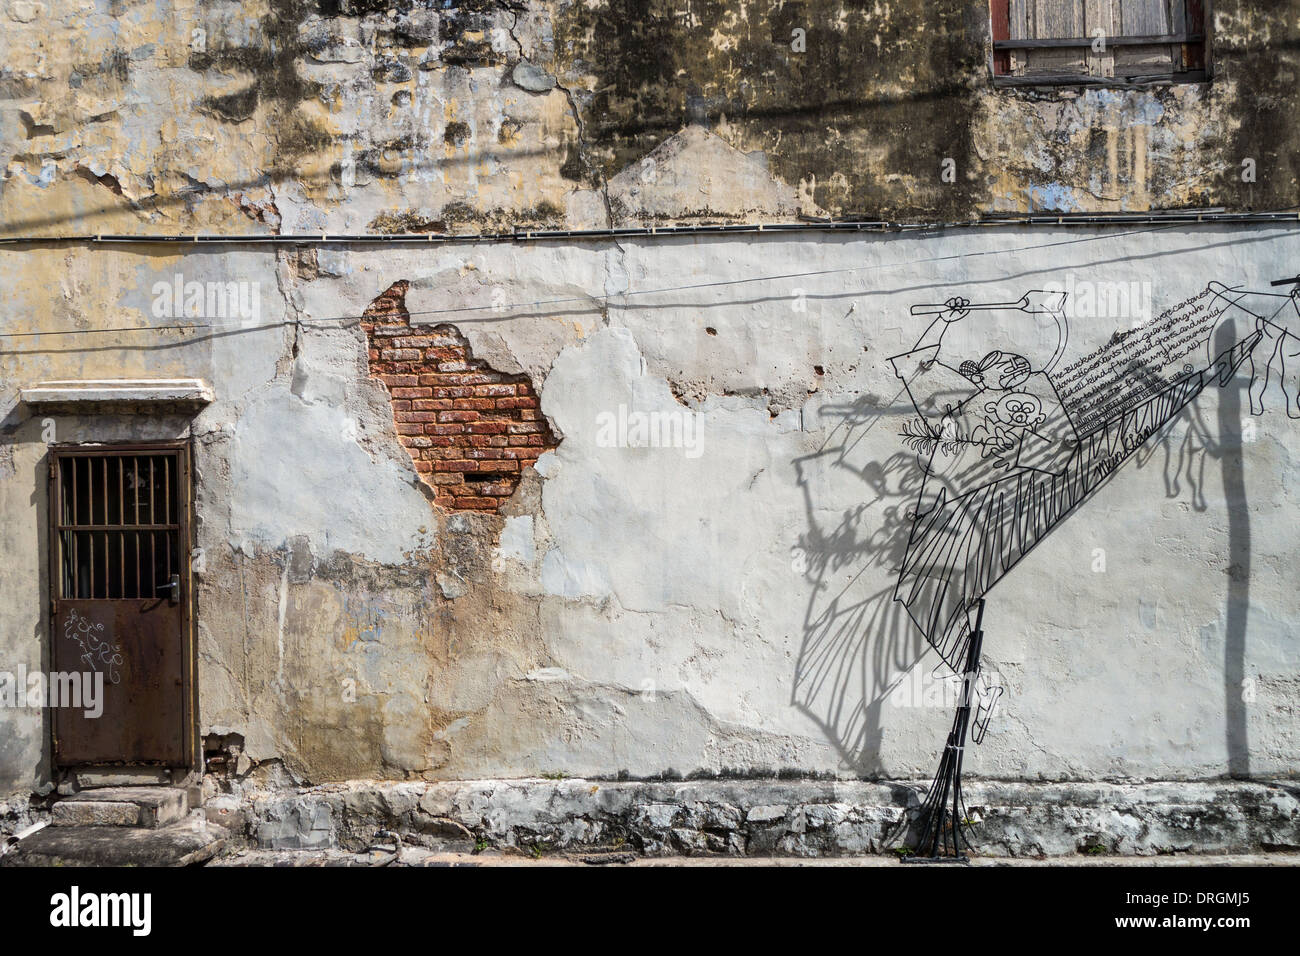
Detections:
[48, 444, 194, 768]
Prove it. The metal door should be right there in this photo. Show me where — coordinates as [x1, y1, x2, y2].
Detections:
[48, 443, 194, 767]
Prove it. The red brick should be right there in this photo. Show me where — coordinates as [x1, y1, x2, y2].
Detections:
[407, 334, 461, 348]
[363, 282, 559, 514]
[453, 496, 498, 510]
[461, 459, 517, 472]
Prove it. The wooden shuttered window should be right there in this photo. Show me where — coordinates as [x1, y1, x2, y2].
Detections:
[991, 1, 1208, 85]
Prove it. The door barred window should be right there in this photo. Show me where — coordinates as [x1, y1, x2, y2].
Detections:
[55, 452, 180, 601]
[48, 443, 193, 768]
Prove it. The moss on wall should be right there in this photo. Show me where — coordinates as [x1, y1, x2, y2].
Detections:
[4, 0, 1300, 234]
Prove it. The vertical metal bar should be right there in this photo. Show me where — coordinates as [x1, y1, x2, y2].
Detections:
[180, 442, 193, 767]
[135, 530, 141, 601]
[89, 529, 95, 599]
[119, 458, 126, 598]
[53, 456, 63, 601]
[97, 459, 104, 596]
[165, 456, 171, 526]
[133, 457, 139, 524]
[71, 457, 78, 529]
[149, 456, 156, 526]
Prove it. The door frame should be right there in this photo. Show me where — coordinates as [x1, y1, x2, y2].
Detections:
[46, 439, 199, 771]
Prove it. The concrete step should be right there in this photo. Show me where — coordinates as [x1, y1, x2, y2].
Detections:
[52, 786, 188, 829]
[1, 818, 228, 867]
[74, 768, 172, 789]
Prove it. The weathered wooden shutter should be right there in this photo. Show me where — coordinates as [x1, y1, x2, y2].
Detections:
[1001, 0, 1200, 81]
[1007, 1, 1089, 76]
[1110, 0, 1181, 78]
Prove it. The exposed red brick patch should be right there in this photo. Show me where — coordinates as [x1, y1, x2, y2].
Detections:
[361, 281, 558, 513]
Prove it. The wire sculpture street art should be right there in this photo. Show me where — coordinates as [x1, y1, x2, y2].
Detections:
[890, 278, 1300, 861]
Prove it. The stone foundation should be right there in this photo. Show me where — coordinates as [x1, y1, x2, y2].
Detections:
[195, 778, 1300, 859]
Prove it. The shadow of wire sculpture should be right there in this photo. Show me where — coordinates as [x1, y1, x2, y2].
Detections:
[887, 280, 1297, 861]
[791, 399, 929, 775]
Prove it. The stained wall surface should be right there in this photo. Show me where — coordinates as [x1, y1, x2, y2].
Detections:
[2, 226, 1298, 791]
[1, 2, 1298, 794]
[2, 1, 1298, 239]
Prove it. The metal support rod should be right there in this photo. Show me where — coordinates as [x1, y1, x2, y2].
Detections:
[902, 599, 986, 863]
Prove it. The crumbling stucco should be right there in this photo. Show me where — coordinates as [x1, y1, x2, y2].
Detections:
[361, 280, 559, 512]
[4, 1, 1298, 238]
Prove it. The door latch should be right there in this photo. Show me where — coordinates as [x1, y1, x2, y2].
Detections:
[157, 573, 180, 604]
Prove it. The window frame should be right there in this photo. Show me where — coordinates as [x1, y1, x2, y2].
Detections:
[989, 0, 1212, 89]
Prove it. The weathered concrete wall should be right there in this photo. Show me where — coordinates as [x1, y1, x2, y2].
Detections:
[2, 224, 1299, 794]
[2, 2, 1298, 814]
[3, 1, 1300, 235]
